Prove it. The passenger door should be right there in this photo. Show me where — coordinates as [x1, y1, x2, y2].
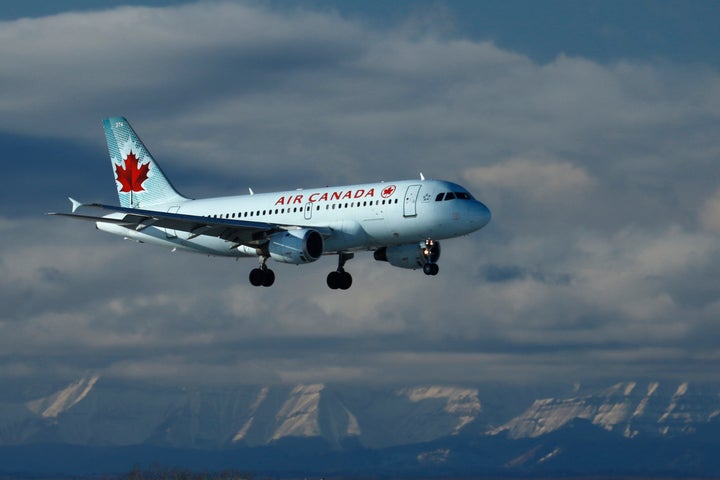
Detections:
[403, 184, 422, 217]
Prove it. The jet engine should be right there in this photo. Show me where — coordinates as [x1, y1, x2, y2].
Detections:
[268, 228, 324, 264]
[373, 241, 441, 270]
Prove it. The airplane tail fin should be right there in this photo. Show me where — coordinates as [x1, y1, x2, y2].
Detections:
[103, 117, 188, 208]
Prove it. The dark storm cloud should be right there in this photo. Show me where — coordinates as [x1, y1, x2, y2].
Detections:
[0, 2, 718, 389]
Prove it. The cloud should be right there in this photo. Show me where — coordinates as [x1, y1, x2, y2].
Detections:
[0, 2, 719, 390]
[699, 186, 720, 232]
[464, 159, 593, 202]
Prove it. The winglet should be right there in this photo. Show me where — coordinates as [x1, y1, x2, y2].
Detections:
[69, 197, 83, 213]
[420, 172, 425, 181]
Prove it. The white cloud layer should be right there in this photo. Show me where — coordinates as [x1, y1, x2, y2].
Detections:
[0, 2, 719, 390]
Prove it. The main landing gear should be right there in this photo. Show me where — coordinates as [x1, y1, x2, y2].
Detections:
[249, 256, 275, 287]
[327, 252, 354, 290]
[248, 254, 354, 289]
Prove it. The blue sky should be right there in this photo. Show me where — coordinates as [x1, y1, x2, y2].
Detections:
[0, 1, 719, 392]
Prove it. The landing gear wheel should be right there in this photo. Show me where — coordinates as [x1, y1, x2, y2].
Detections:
[327, 252, 354, 290]
[261, 269, 275, 287]
[339, 271, 352, 290]
[327, 270, 352, 290]
[423, 263, 439, 276]
[327, 271, 341, 290]
[249, 266, 275, 287]
[249, 268, 264, 286]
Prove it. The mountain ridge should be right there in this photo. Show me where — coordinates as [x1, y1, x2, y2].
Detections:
[1, 376, 719, 476]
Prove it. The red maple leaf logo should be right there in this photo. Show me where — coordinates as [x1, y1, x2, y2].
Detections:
[381, 185, 396, 198]
[115, 151, 150, 192]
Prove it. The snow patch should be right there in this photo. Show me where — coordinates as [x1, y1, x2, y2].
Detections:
[675, 382, 689, 396]
[660, 402, 678, 423]
[624, 382, 636, 396]
[604, 383, 624, 396]
[272, 384, 324, 440]
[233, 417, 254, 442]
[26, 375, 99, 419]
[344, 406, 361, 436]
[624, 425, 638, 438]
[538, 447, 562, 464]
[593, 402, 630, 430]
[490, 398, 595, 438]
[250, 386, 269, 411]
[398, 386, 481, 434]
[232, 387, 270, 442]
[417, 448, 450, 465]
[633, 397, 649, 418]
[648, 382, 660, 396]
[634, 382, 660, 418]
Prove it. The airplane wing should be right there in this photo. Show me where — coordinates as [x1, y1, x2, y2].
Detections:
[49, 201, 332, 248]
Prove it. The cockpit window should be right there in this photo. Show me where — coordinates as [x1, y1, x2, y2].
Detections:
[436, 191, 473, 201]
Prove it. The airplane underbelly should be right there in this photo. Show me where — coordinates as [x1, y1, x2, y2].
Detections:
[323, 220, 369, 252]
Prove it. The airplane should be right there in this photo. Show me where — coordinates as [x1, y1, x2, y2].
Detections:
[50, 117, 491, 289]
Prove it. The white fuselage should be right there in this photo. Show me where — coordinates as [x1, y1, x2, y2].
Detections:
[97, 179, 491, 257]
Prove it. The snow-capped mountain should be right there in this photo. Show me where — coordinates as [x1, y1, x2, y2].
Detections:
[0, 377, 484, 449]
[489, 381, 720, 439]
[0, 377, 719, 477]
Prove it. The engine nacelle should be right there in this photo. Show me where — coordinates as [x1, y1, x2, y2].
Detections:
[268, 228, 324, 264]
[374, 241, 441, 270]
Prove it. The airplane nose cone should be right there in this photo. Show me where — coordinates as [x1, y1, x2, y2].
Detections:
[475, 201, 491, 228]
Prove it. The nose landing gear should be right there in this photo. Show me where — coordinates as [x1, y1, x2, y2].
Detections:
[422, 239, 440, 276]
[423, 262, 439, 276]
